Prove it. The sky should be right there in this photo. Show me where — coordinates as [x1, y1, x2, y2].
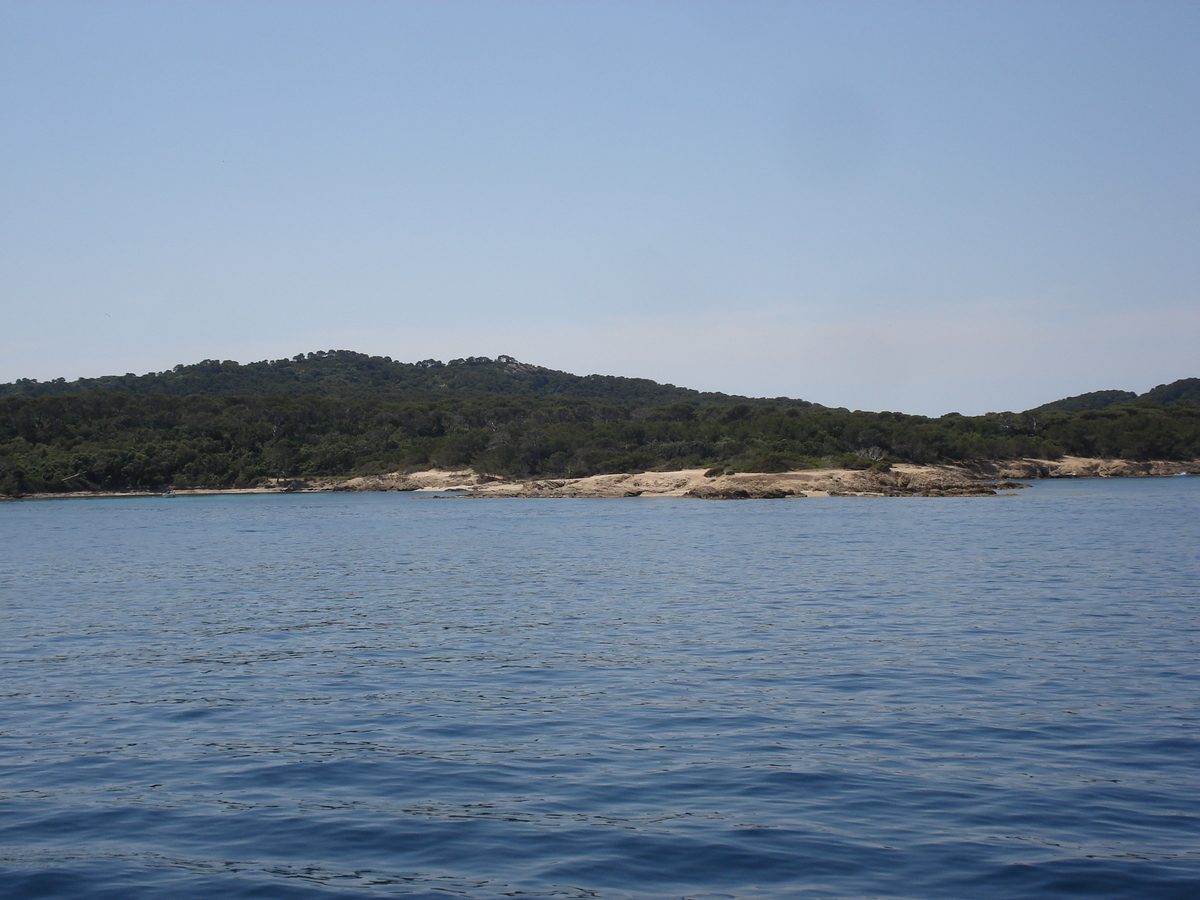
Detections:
[1, 0, 1197, 415]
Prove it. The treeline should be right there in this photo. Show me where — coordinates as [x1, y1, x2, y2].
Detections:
[1031, 378, 1200, 412]
[0, 350, 754, 406]
[9, 352, 1195, 412]
[3, 391, 1197, 496]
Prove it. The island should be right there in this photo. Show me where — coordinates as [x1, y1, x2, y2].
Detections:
[2, 352, 1197, 499]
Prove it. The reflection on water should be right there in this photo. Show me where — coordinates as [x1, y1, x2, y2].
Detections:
[1, 479, 1198, 898]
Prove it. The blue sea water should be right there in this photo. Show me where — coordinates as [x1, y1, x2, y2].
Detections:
[0, 478, 1198, 899]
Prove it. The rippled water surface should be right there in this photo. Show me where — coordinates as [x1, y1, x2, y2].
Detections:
[1, 479, 1198, 898]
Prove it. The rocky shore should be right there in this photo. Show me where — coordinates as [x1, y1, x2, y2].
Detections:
[307, 455, 1196, 499]
[15, 456, 1196, 502]
[434, 467, 1026, 499]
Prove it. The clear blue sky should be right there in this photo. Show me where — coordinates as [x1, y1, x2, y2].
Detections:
[2, 0, 1196, 414]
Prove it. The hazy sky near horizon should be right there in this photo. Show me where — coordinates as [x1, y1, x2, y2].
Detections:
[2, 1, 1197, 415]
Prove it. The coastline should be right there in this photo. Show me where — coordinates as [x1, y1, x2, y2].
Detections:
[10, 456, 1197, 501]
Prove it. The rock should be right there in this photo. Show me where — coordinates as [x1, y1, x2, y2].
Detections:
[684, 485, 796, 500]
[685, 487, 751, 499]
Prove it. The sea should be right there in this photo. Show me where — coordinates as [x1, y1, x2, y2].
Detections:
[1, 478, 1197, 899]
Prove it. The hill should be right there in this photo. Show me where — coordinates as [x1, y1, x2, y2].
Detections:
[0, 350, 772, 407]
[1029, 389, 1138, 413]
[1029, 378, 1199, 413]
[1, 353, 1197, 496]
[1140, 378, 1200, 406]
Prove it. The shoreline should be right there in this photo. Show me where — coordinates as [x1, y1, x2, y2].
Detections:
[9, 456, 1197, 501]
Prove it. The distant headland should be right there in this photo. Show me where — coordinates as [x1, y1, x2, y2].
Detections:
[2, 351, 1196, 498]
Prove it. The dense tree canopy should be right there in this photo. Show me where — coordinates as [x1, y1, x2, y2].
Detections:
[2, 355, 1196, 495]
[2, 382, 1197, 495]
[0, 351, 756, 406]
[1031, 379, 1200, 413]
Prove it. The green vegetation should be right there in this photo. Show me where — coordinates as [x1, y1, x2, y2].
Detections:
[1141, 378, 1200, 406]
[1031, 378, 1200, 413]
[0, 351, 750, 406]
[1030, 389, 1139, 413]
[1, 354, 1197, 496]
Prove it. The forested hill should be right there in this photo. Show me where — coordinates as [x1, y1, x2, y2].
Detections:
[0, 351, 765, 407]
[7, 350, 1195, 414]
[1030, 378, 1200, 412]
[1, 353, 1197, 496]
